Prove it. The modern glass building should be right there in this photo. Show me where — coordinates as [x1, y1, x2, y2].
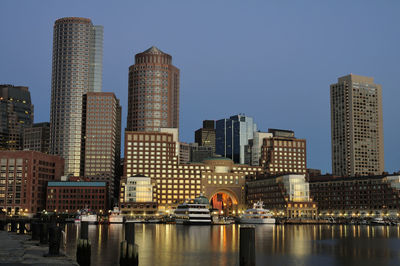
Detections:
[216, 115, 257, 164]
[50, 17, 103, 176]
[0, 84, 34, 150]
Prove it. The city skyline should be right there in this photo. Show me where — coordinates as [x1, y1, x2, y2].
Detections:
[1, 1, 399, 174]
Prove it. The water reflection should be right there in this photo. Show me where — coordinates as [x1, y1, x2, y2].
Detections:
[63, 224, 400, 266]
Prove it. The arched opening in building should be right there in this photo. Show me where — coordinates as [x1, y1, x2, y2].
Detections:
[209, 190, 238, 215]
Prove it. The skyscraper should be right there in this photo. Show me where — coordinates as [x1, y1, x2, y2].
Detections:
[50, 17, 103, 176]
[195, 120, 216, 153]
[23, 122, 50, 154]
[216, 114, 257, 164]
[330, 74, 384, 176]
[127, 46, 180, 132]
[0, 84, 34, 150]
[81, 92, 121, 203]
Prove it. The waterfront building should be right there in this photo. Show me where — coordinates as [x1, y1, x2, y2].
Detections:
[121, 130, 262, 213]
[309, 174, 400, 217]
[216, 114, 257, 164]
[244, 131, 272, 166]
[0, 150, 64, 216]
[23, 122, 50, 154]
[50, 17, 103, 177]
[0, 84, 34, 150]
[330, 74, 384, 176]
[81, 92, 121, 204]
[246, 174, 317, 219]
[126, 46, 180, 132]
[119, 174, 157, 215]
[195, 120, 216, 153]
[46, 181, 107, 213]
[261, 129, 307, 175]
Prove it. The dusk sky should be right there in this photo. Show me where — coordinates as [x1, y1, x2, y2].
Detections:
[1, 0, 399, 174]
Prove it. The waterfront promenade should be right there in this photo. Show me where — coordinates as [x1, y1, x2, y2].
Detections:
[0, 231, 78, 265]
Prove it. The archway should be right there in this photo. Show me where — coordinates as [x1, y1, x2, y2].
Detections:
[209, 189, 239, 215]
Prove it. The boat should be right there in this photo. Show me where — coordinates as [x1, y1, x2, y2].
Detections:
[212, 217, 235, 225]
[147, 219, 162, 223]
[174, 195, 212, 225]
[75, 209, 98, 224]
[109, 207, 124, 224]
[371, 217, 385, 225]
[239, 201, 275, 224]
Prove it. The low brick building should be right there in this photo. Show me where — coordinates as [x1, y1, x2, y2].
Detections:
[309, 174, 400, 217]
[247, 174, 317, 219]
[46, 181, 108, 213]
[0, 150, 64, 216]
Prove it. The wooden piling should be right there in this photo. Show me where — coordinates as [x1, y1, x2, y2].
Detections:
[239, 225, 255, 266]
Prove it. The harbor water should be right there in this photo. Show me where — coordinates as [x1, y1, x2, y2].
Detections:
[63, 224, 400, 266]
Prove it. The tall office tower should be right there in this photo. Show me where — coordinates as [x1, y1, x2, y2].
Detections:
[216, 114, 257, 164]
[330, 74, 384, 176]
[244, 131, 273, 166]
[195, 120, 216, 153]
[81, 92, 121, 203]
[261, 129, 307, 175]
[0, 85, 34, 150]
[127, 46, 180, 132]
[50, 17, 103, 176]
[23, 122, 50, 153]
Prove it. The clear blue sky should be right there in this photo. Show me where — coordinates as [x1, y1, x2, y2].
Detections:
[1, 0, 399, 174]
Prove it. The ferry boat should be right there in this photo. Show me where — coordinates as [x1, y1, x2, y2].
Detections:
[240, 201, 275, 224]
[75, 209, 98, 224]
[109, 206, 124, 224]
[174, 195, 212, 225]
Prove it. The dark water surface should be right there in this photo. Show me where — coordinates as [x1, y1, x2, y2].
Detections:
[63, 224, 400, 266]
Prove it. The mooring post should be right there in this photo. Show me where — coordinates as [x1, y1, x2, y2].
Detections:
[31, 220, 41, 240]
[239, 225, 255, 266]
[0, 220, 5, 231]
[10, 219, 17, 232]
[120, 222, 139, 266]
[18, 220, 26, 235]
[46, 224, 62, 256]
[76, 221, 91, 266]
[40, 222, 49, 245]
[81, 221, 89, 240]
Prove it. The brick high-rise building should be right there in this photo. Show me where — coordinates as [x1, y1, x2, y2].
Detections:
[23, 122, 50, 153]
[126, 46, 180, 132]
[261, 129, 307, 175]
[330, 74, 384, 176]
[81, 92, 121, 203]
[0, 85, 34, 150]
[0, 150, 64, 215]
[50, 17, 103, 176]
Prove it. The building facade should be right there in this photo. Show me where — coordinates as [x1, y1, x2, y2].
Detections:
[0, 151, 64, 215]
[23, 122, 50, 153]
[247, 174, 317, 219]
[216, 114, 257, 164]
[46, 181, 107, 213]
[0, 85, 34, 150]
[80, 92, 121, 203]
[50, 17, 103, 176]
[330, 74, 384, 176]
[195, 120, 216, 153]
[121, 130, 262, 212]
[309, 174, 400, 217]
[244, 131, 272, 166]
[261, 129, 307, 175]
[126, 46, 180, 132]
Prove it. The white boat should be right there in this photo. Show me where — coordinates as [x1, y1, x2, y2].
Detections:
[371, 217, 385, 225]
[240, 201, 275, 224]
[75, 209, 98, 224]
[109, 207, 124, 224]
[175, 195, 212, 225]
